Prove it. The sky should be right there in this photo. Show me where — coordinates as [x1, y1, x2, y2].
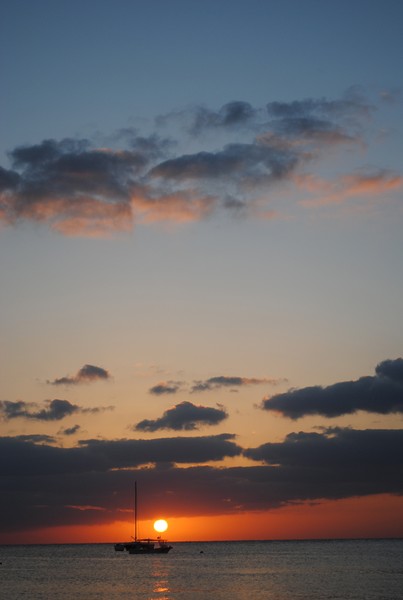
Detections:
[1, 0, 403, 544]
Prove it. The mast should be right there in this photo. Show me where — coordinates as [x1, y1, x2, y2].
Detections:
[134, 481, 138, 541]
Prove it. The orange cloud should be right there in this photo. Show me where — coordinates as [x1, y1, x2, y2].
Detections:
[131, 190, 215, 225]
[49, 364, 111, 386]
[296, 170, 403, 207]
[0, 92, 398, 237]
[52, 198, 133, 237]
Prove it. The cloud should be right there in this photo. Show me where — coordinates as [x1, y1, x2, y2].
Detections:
[296, 169, 403, 207]
[131, 189, 216, 225]
[134, 401, 228, 431]
[1, 139, 139, 236]
[376, 357, 403, 382]
[191, 376, 282, 393]
[163, 90, 371, 139]
[0, 399, 113, 422]
[269, 116, 359, 146]
[0, 399, 79, 421]
[156, 101, 258, 135]
[12, 434, 56, 444]
[0, 165, 20, 190]
[149, 142, 299, 185]
[0, 136, 171, 237]
[266, 89, 373, 134]
[114, 129, 175, 160]
[49, 364, 111, 385]
[263, 89, 373, 149]
[0, 433, 242, 477]
[148, 376, 282, 395]
[0, 427, 401, 533]
[261, 358, 403, 419]
[0, 91, 392, 237]
[189, 101, 258, 135]
[244, 427, 403, 471]
[149, 381, 184, 395]
[60, 425, 81, 436]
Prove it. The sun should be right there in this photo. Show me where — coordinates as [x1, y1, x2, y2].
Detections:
[153, 519, 168, 533]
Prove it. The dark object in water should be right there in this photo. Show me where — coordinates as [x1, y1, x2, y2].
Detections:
[113, 482, 173, 555]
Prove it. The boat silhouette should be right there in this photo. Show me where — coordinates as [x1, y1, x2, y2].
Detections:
[114, 482, 172, 554]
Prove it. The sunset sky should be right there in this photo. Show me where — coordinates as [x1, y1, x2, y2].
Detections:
[1, 0, 403, 544]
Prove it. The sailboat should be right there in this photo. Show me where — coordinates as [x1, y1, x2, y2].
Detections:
[114, 482, 173, 554]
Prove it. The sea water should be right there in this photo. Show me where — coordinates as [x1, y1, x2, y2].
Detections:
[0, 539, 402, 600]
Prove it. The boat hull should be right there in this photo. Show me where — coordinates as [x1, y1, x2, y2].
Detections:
[115, 540, 172, 554]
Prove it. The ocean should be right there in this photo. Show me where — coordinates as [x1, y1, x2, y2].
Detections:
[0, 539, 402, 600]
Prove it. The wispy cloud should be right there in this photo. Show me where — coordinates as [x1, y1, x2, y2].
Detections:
[0, 399, 113, 422]
[0, 399, 78, 421]
[149, 381, 185, 395]
[49, 364, 111, 386]
[59, 424, 81, 436]
[1, 91, 396, 237]
[186, 101, 258, 135]
[148, 375, 283, 395]
[261, 358, 403, 418]
[191, 376, 283, 393]
[296, 169, 403, 207]
[12, 434, 56, 444]
[134, 401, 228, 431]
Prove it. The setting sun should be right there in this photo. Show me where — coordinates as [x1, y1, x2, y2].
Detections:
[153, 519, 168, 533]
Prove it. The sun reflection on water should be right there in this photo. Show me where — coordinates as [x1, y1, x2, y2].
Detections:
[151, 559, 171, 599]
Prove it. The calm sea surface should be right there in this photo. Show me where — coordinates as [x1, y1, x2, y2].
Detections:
[0, 539, 402, 600]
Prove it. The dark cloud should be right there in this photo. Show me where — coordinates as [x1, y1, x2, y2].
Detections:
[81, 405, 114, 415]
[79, 433, 240, 465]
[191, 376, 281, 393]
[244, 427, 403, 468]
[156, 100, 257, 134]
[218, 101, 256, 126]
[0, 138, 158, 236]
[49, 364, 111, 385]
[265, 90, 373, 147]
[0, 399, 112, 422]
[375, 357, 403, 382]
[32, 399, 79, 421]
[6, 137, 141, 210]
[149, 381, 184, 395]
[0, 433, 241, 478]
[0, 427, 401, 534]
[0, 92, 392, 237]
[0, 399, 79, 421]
[0, 400, 27, 420]
[272, 117, 358, 146]
[0, 165, 20, 191]
[60, 425, 81, 436]
[187, 101, 257, 135]
[147, 376, 283, 395]
[262, 358, 403, 419]
[149, 375, 286, 396]
[113, 129, 175, 160]
[150, 142, 299, 183]
[135, 401, 228, 431]
[266, 88, 373, 120]
[12, 434, 56, 444]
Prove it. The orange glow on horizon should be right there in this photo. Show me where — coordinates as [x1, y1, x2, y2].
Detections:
[1, 494, 402, 545]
